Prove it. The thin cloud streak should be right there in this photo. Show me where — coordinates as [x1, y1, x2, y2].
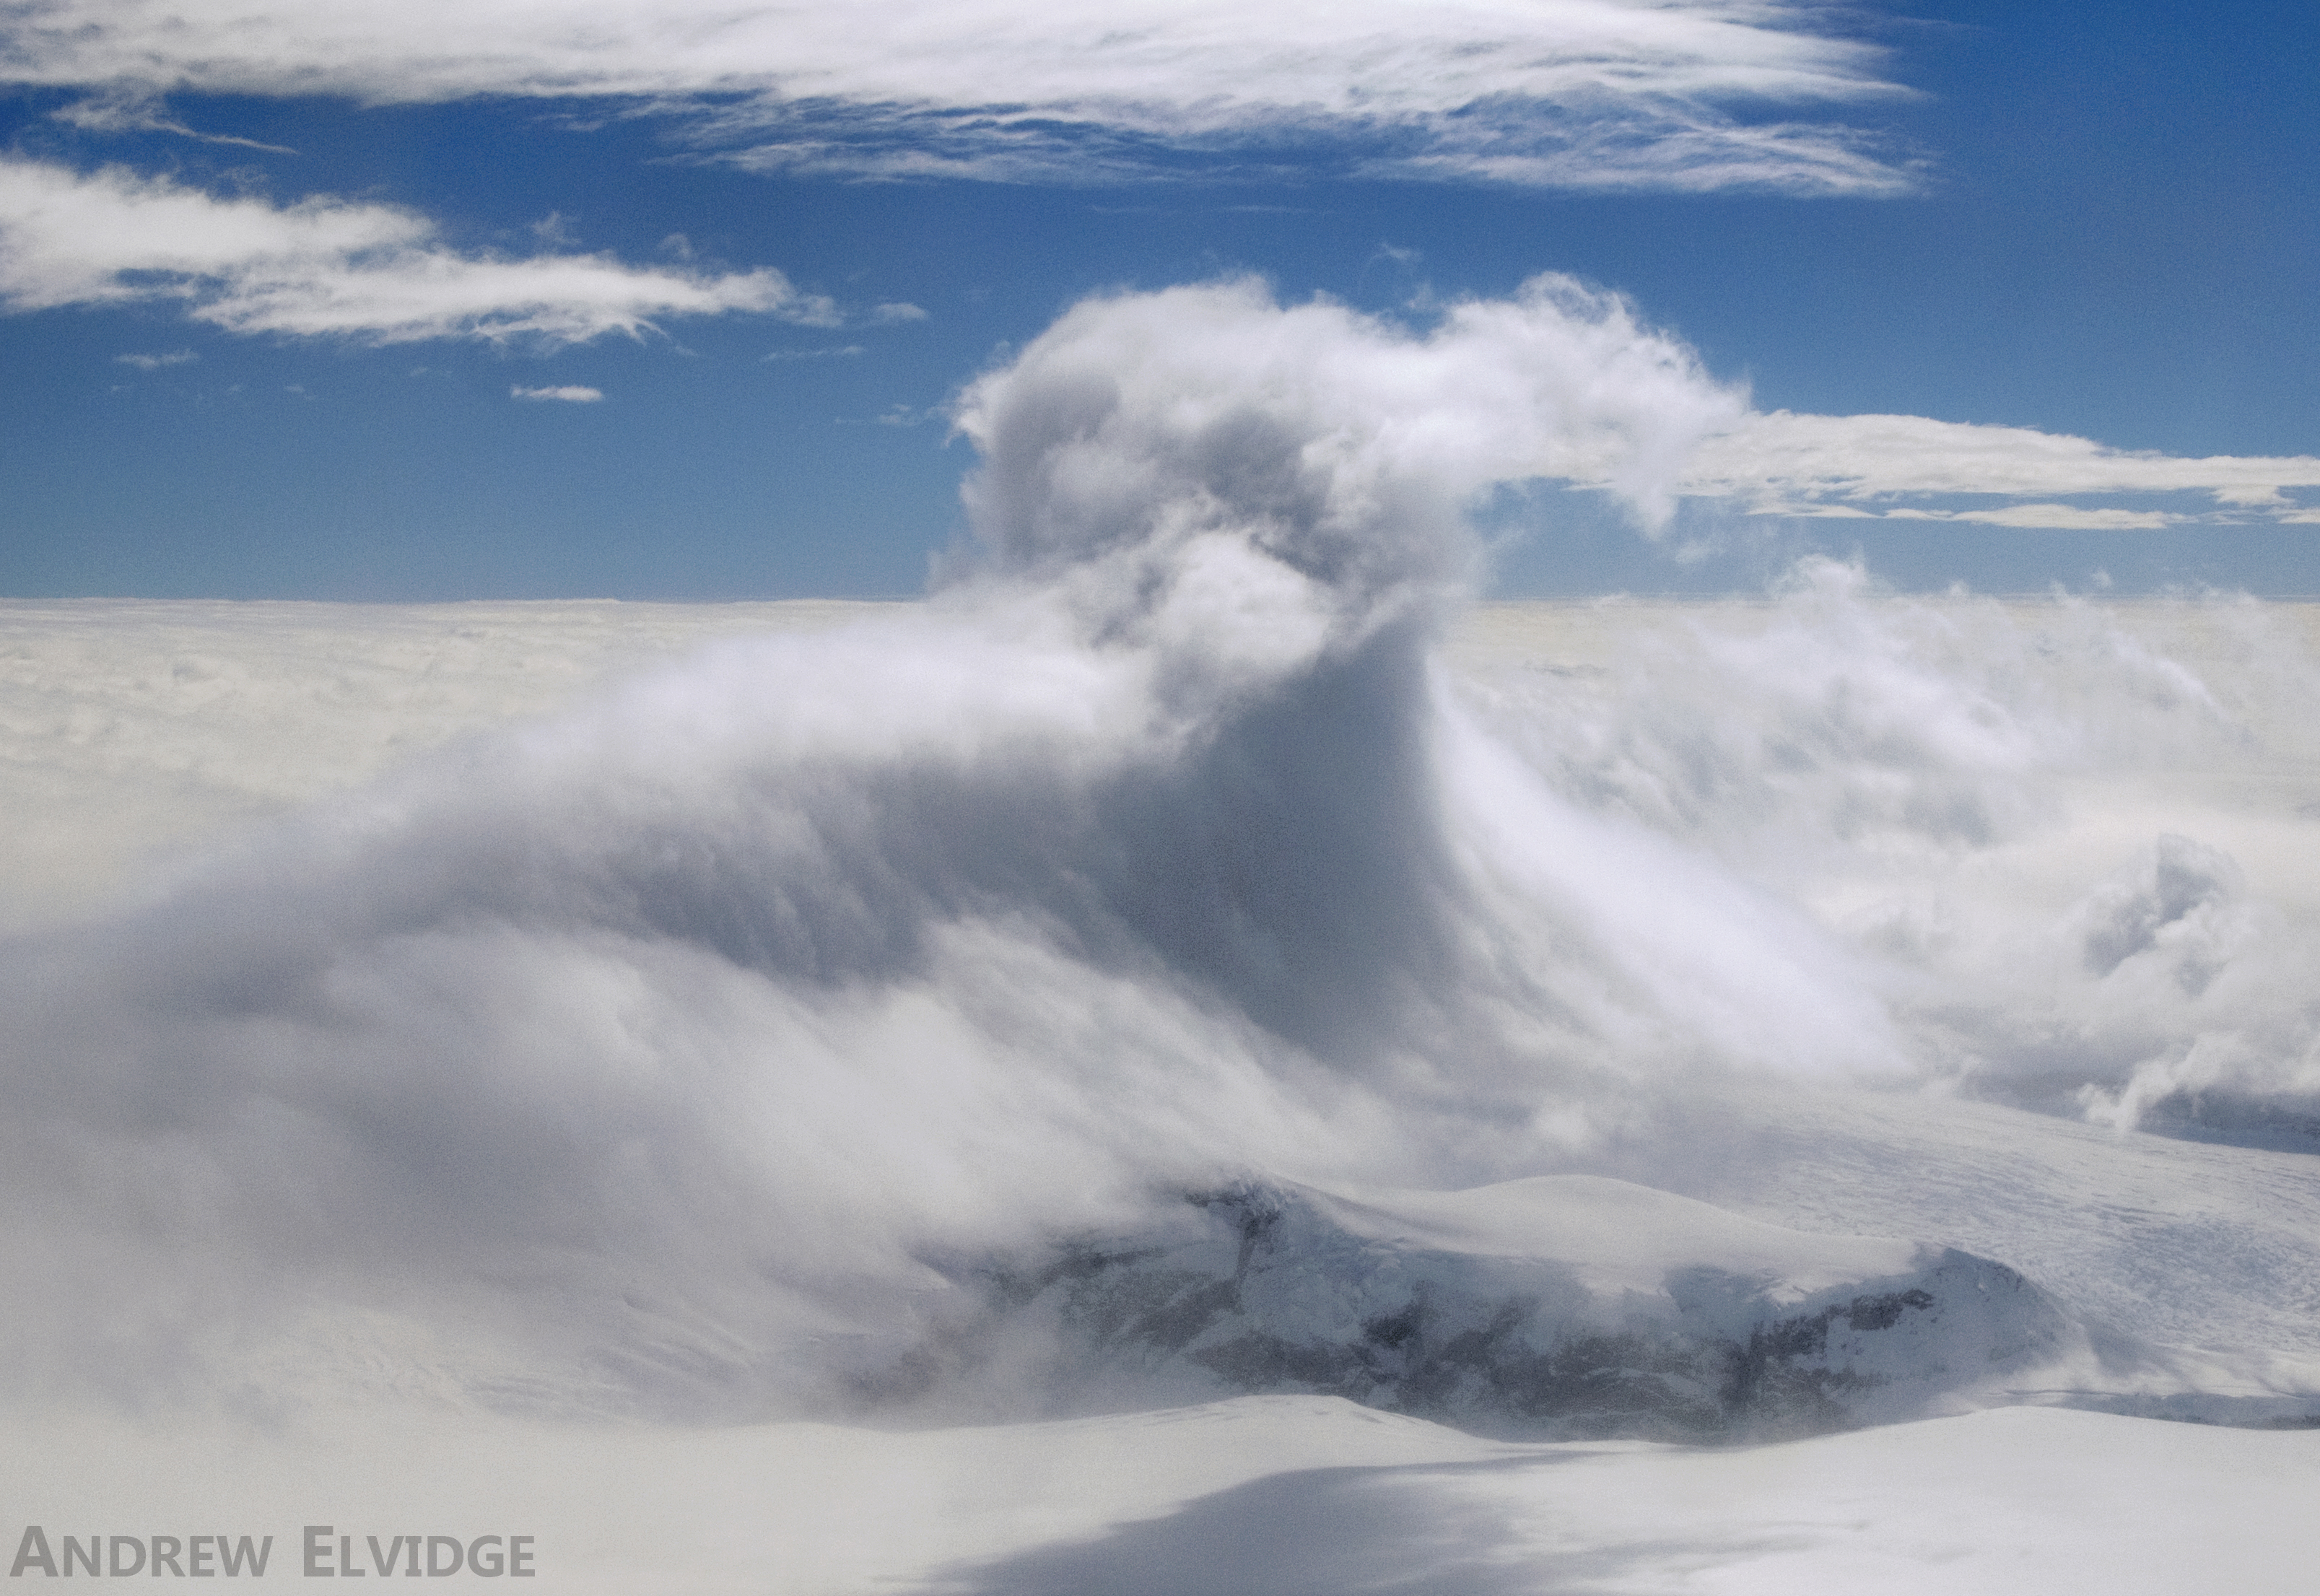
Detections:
[113, 349, 196, 369]
[3, 0, 1921, 194]
[1681, 411, 2320, 527]
[48, 84, 300, 152]
[764, 344, 866, 362]
[0, 157, 838, 345]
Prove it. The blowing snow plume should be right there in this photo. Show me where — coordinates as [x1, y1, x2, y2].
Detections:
[4, 278, 2311, 1434]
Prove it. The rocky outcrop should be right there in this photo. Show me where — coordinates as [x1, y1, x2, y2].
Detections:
[933, 1177, 2080, 1440]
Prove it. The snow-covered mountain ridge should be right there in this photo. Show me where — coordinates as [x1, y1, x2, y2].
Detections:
[909, 1176, 2090, 1439]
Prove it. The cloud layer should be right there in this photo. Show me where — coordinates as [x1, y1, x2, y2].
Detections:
[0, 157, 832, 344]
[2, 0, 1918, 193]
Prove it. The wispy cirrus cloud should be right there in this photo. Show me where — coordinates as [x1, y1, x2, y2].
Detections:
[1, 0, 1921, 194]
[1679, 411, 2320, 528]
[113, 349, 196, 369]
[0, 157, 840, 345]
[49, 84, 298, 152]
[764, 345, 865, 362]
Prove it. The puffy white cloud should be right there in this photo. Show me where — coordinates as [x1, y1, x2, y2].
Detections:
[1682, 411, 2320, 526]
[951, 274, 1743, 618]
[512, 383, 604, 401]
[0, 157, 836, 344]
[951, 297, 2320, 536]
[947, 308, 2311, 534]
[2, 0, 1918, 193]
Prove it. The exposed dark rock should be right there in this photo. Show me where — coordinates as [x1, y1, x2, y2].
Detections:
[921, 1180, 2077, 1441]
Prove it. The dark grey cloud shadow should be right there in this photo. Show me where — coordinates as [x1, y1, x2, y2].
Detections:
[912, 1452, 1808, 1596]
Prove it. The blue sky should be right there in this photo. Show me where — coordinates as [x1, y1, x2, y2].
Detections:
[1, 0, 2315, 599]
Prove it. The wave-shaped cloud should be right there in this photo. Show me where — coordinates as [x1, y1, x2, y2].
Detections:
[6, 276, 2317, 1425]
[3, 0, 1921, 193]
[0, 275, 1888, 1416]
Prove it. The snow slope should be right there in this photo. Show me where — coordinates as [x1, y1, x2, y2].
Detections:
[1650, 1083, 2320, 1416]
[7, 1397, 2317, 1595]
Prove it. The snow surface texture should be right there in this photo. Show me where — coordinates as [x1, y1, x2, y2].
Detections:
[4, 280, 2320, 1585]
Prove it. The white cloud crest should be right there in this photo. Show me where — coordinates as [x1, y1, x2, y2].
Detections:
[2, 0, 1919, 193]
[0, 157, 833, 344]
[951, 274, 1744, 610]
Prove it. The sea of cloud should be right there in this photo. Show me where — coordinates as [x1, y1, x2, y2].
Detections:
[2, 276, 2316, 1426]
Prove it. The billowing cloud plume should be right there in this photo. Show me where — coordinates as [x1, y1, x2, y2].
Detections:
[6, 277, 2319, 1431]
[950, 275, 1745, 609]
[1, 0, 1918, 193]
[0, 275, 1869, 1417]
[0, 157, 832, 344]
